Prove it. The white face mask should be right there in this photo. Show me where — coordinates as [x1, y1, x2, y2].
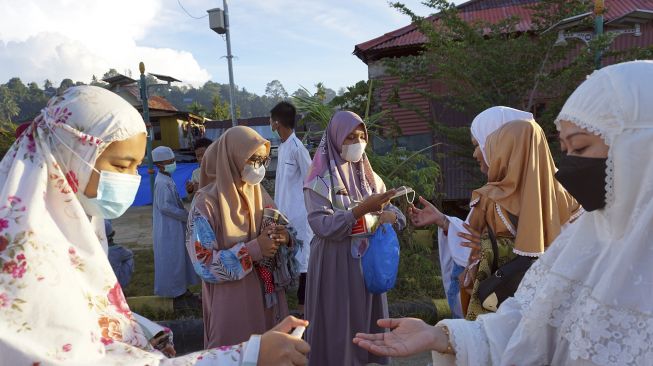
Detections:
[242, 164, 266, 185]
[341, 142, 367, 162]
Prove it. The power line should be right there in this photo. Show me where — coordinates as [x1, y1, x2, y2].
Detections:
[176, 0, 208, 19]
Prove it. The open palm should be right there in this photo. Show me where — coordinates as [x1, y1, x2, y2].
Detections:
[353, 318, 436, 357]
[409, 197, 441, 227]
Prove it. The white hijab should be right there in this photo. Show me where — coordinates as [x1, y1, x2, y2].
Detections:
[500, 61, 653, 364]
[470, 106, 534, 164]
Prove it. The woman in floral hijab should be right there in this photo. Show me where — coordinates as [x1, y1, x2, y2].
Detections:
[0, 86, 308, 365]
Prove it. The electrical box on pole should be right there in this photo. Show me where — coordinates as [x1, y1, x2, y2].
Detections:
[207, 8, 226, 34]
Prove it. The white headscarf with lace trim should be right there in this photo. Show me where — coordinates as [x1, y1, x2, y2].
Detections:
[498, 60, 653, 364]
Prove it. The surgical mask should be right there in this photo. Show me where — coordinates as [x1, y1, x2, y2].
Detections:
[271, 123, 280, 140]
[242, 164, 266, 185]
[555, 155, 608, 211]
[163, 162, 176, 174]
[78, 170, 142, 219]
[341, 142, 367, 162]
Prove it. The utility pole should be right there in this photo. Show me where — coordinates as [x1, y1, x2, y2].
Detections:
[139, 62, 155, 197]
[208, 1, 238, 127]
[594, 0, 605, 69]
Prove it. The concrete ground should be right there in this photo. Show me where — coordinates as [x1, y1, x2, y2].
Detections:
[112, 205, 158, 250]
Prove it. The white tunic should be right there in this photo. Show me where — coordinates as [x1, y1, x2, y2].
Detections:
[438, 212, 472, 319]
[274, 133, 313, 273]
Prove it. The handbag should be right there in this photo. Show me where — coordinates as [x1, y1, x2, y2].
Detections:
[361, 223, 400, 294]
[477, 214, 535, 312]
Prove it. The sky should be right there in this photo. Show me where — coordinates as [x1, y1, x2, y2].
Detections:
[0, 0, 466, 96]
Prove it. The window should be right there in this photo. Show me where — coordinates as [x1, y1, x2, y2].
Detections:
[152, 125, 162, 141]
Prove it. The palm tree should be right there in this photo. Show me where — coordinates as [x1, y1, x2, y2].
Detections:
[0, 86, 20, 126]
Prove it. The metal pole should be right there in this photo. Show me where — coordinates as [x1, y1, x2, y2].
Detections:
[139, 62, 155, 198]
[223, 0, 238, 127]
[594, 0, 604, 69]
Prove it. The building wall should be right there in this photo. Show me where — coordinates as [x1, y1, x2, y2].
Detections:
[159, 117, 181, 150]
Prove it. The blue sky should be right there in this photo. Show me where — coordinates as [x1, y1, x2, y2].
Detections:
[0, 0, 466, 96]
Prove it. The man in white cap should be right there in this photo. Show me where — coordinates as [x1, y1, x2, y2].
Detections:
[151, 146, 198, 299]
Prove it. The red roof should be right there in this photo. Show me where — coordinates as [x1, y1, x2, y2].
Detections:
[123, 85, 178, 112]
[354, 0, 653, 63]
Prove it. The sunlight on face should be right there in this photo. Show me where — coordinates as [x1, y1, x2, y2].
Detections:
[558, 120, 609, 158]
[245, 144, 269, 167]
[84, 133, 146, 198]
[343, 124, 367, 146]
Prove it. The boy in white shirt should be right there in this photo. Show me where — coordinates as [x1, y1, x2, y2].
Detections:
[271, 102, 313, 317]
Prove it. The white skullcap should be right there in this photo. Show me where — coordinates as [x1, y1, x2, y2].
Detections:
[152, 146, 175, 162]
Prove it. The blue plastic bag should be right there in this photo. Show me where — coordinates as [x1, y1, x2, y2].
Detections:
[361, 223, 400, 294]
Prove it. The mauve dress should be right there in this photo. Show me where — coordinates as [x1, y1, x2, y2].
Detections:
[304, 189, 406, 366]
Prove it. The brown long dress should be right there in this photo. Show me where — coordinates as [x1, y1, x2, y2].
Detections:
[304, 189, 405, 366]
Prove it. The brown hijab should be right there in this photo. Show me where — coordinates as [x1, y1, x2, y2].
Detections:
[469, 120, 580, 255]
[197, 126, 271, 246]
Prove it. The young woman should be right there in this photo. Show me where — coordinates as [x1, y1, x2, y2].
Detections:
[410, 106, 536, 318]
[303, 111, 406, 366]
[186, 126, 297, 348]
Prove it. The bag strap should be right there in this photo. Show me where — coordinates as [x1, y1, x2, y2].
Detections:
[487, 206, 520, 273]
[486, 221, 499, 273]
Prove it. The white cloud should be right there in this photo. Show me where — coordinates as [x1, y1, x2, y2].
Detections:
[0, 0, 211, 87]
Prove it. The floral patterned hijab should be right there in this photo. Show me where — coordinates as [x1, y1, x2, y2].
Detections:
[0, 86, 165, 363]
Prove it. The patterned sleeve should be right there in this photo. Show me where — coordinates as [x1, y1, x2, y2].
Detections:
[185, 207, 255, 283]
[99, 335, 261, 365]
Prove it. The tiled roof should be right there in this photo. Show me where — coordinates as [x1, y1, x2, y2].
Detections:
[122, 85, 178, 112]
[354, 0, 652, 63]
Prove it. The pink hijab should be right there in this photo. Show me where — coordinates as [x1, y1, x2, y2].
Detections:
[304, 111, 385, 210]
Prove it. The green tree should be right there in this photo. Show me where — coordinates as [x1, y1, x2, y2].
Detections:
[57, 79, 75, 95]
[0, 86, 20, 123]
[385, 0, 642, 184]
[187, 101, 207, 118]
[329, 80, 371, 117]
[102, 69, 119, 79]
[209, 94, 231, 120]
[265, 80, 288, 102]
[0, 123, 16, 159]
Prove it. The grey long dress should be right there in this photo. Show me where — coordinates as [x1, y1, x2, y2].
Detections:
[304, 189, 406, 366]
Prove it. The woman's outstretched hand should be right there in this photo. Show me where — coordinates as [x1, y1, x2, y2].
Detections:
[408, 197, 445, 228]
[460, 223, 482, 261]
[353, 318, 450, 357]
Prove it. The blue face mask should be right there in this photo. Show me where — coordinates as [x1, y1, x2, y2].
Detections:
[164, 162, 177, 174]
[79, 170, 142, 219]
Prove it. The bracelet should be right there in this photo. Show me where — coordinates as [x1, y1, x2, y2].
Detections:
[436, 325, 454, 354]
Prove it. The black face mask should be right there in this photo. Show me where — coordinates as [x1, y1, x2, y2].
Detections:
[555, 155, 608, 212]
